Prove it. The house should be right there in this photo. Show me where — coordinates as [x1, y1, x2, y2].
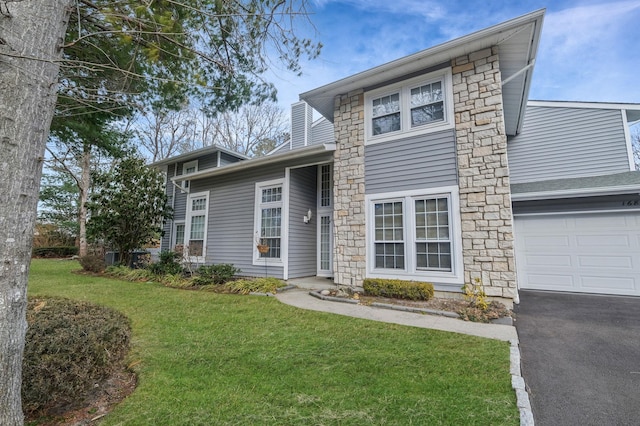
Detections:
[151, 9, 640, 303]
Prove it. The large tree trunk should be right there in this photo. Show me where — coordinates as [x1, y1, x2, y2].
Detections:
[0, 2, 73, 424]
[78, 144, 91, 257]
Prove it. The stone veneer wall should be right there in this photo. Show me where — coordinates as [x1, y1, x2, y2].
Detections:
[332, 90, 366, 287]
[452, 46, 517, 299]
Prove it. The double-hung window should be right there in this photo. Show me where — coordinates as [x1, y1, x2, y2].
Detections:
[181, 160, 198, 189]
[186, 192, 208, 261]
[365, 68, 453, 143]
[367, 187, 462, 284]
[173, 221, 185, 250]
[254, 179, 284, 263]
[373, 201, 405, 269]
[415, 197, 451, 271]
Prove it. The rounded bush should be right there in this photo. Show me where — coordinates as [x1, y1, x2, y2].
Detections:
[22, 297, 131, 416]
[363, 278, 434, 301]
[79, 254, 106, 273]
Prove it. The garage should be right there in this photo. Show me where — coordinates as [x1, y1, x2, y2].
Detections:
[514, 212, 640, 296]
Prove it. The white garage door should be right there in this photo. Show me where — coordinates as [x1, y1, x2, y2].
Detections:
[514, 212, 640, 296]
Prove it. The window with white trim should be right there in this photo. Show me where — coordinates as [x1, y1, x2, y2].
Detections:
[373, 201, 405, 269]
[173, 221, 185, 250]
[185, 192, 208, 261]
[181, 160, 198, 189]
[254, 180, 284, 262]
[415, 197, 451, 271]
[365, 69, 453, 143]
[367, 187, 462, 284]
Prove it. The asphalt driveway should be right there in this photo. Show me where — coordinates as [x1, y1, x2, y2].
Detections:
[515, 290, 640, 426]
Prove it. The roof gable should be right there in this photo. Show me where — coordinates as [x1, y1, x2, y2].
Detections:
[300, 9, 545, 136]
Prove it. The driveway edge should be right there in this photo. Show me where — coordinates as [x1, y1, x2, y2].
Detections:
[510, 338, 535, 425]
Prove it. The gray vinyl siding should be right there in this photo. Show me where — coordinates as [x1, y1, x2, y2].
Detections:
[311, 119, 334, 145]
[508, 106, 630, 184]
[288, 166, 318, 278]
[365, 129, 458, 194]
[220, 152, 244, 166]
[513, 194, 640, 215]
[161, 164, 174, 250]
[161, 151, 245, 251]
[192, 164, 286, 279]
[197, 153, 218, 170]
[291, 102, 312, 150]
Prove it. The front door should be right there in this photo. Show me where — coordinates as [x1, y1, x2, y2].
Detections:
[317, 164, 333, 277]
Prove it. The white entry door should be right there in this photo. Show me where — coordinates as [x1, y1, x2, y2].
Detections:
[514, 212, 640, 296]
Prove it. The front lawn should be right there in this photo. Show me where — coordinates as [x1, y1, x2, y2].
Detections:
[28, 259, 518, 425]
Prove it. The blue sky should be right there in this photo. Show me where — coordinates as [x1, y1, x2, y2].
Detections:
[268, 0, 640, 114]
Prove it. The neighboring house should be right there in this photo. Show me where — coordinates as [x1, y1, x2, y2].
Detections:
[151, 9, 640, 303]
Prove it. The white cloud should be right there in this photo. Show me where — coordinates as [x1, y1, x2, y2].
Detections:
[532, 0, 640, 102]
[543, 0, 640, 55]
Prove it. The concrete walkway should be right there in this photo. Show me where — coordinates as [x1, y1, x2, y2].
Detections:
[276, 279, 517, 342]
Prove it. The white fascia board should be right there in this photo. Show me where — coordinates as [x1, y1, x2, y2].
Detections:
[511, 184, 640, 201]
[150, 144, 250, 168]
[170, 143, 336, 182]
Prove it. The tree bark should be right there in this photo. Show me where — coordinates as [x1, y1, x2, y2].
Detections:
[78, 144, 91, 257]
[0, 2, 73, 424]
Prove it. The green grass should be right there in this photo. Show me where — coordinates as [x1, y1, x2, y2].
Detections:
[28, 259, 518, 425]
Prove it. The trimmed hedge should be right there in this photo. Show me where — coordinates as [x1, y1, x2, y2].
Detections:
[32, 246, 78, 258]
[23, 297, 131, 416]
[363, 278, 434, 301]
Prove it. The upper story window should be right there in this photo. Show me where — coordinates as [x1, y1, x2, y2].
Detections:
[372, 93, 401, 135]
[410, 81, 444, 127]
[365, 68, 453, 144]
[180, 160, 198, 189]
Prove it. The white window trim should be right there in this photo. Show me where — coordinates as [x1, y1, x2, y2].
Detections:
[364, 68, 454, 145]
[180, 160, 198, 189]
[365, 186, 463, 285]
[184, 191, 209, 264]
[253, 178, 286, 267]
[171, 220, 185, 250]
[317, 163, 333, 276]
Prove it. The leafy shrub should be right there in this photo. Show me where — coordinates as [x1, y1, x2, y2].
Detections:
[32, 246, 79, 258]
[462, 278, 489, 310]
[192, 263, 241, 286]
[106, 265, 155, 282]
[363, 278, 434, 301]
[148, 250, 183, 275]
[458, 302, 511, 323]
[160, 273, 193, 288]
[23, 297, 131, 416]
[78, 254, 106, 273]
[222, 277, 286, 294]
